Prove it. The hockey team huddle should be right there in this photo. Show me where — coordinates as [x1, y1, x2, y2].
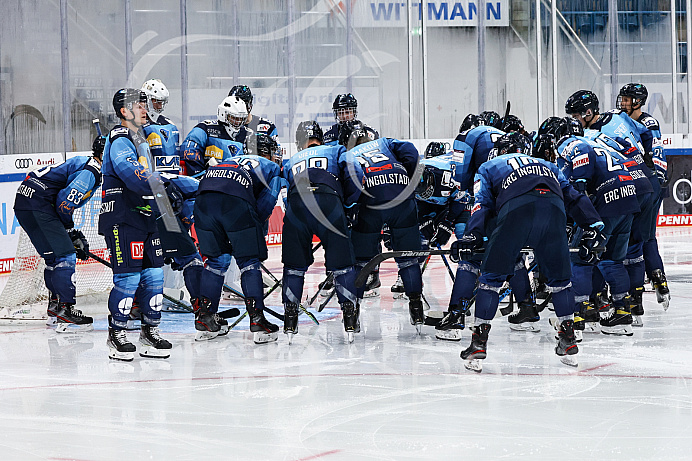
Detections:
[13, 79, 671, 372]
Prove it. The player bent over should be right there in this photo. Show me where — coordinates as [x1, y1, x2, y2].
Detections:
[13, 136, 104, 331]
[342, 123, 425, 332]
[451, 133, 602, 372]
[99, 88, 174, 361]
[282, 121, 364, 343]
[193, 133, 284, 342]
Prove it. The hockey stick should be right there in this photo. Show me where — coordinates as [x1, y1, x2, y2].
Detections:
[260, 261, 319, 325]
[504, 101, 511, 119]
[309, 271, 333, 307]
[223, 283, 285, 322]
[93, 118, 102, 136]
[437, 245, 456, 282]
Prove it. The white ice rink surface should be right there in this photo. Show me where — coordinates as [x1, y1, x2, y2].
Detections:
[1, 228, 691, 460]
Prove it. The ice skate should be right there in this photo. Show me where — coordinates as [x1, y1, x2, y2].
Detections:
[390, 275, 406, 299]
[246, 299, 278, 344]
[630, 286, 644, 327]
[651, 269, 670, 310]
[283, 302, 299, 344]
[363, 270, 381, 298]
[107, 326, 136, 361]
[125, 300, 141, 330]
[592, 291, 611, 319]
[46, 293, 59, 326]
[408, 295, 425, 334]
[555, 319, 579, 367]
[55, 303, 93, 333]
[139, 325, 172, 359]
[193, 297, 221, 341]
[342, 301, 360, 343]
[435, 301, 468, 341]
[508, 299, 540, 332]
[581, 301, 600, 333]
[461, 323, 490, 373]
[600, 298, 634, 336]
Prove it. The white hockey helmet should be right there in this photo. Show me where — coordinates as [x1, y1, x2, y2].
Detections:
[141, 79, 169, 120]
[217, 96, 248, 136]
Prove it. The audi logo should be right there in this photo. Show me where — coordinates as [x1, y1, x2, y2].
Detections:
[15, 158, 33, 169]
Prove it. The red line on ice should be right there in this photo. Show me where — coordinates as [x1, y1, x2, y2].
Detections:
[292, 449, 342, 461]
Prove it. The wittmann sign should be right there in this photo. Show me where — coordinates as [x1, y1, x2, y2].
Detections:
[353, 1, 510, 27]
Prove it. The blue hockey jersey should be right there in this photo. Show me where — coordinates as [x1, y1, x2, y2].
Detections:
[345, 138, 419, 206]
[99, 125, 162, 232]
[557, 135, 640, 217]
[589, 110, 648, 157]
[467, 153, 600, 237]
[452, 125, 505, 191]
[323, 122, 380, 146]
[143, 115, 180, 172]
[416, 154, 471, 221]
[282, 144, 364, 206]
[198, 155, 283, 222]
[637, 112, 667, 182]
[14, 156, 102, 228]
[181, 120, 246, 176]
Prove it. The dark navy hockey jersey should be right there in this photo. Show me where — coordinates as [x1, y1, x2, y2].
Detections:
[198, 155, 283, 222]
[452, 125, 505, 191]
[282, 144, 364, 206]
[416, 154, 471, 221]
[14, 156, 102, 228]
[345, 138, 419, 206]
[637, 112, 667, 182]
[181, 120, 246, 176]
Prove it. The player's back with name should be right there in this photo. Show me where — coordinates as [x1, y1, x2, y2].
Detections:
[198, 155, 279, 207]
[477, 153, 564, 211]
[348, 138, 418, 205]
[14, 156, 101, 216]
[283, 144, 347, 197]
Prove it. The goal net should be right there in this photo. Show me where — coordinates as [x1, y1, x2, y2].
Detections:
[0, 186, 113, 322]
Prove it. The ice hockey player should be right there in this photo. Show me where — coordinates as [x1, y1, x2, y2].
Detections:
[193, 132, 284, 342]
[181, 95, 247, 176]
[450, 132, 602, 372]
[99, 88, 174, 361]
[616, 83, 671, 310]
[323, 93, 358, 146]
[141, 79, 180, 173]
[543, 116, 641, 337]
[13, 136, 104, 331]
[342, 122, 425, 332]
[228, 85, 279, 141]
[282, 121, 364, 343]
[452, 113, 505, 191]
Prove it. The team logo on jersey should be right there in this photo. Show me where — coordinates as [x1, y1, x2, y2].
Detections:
[573, 154, 589, 168]
[159, 129, 170, 143]
[146, 133, 162, 148]
[155, 155, 180, 172]
[131, 242, 144, 259]
[257, 123, 270, 132]
[205, 145, 225, 160]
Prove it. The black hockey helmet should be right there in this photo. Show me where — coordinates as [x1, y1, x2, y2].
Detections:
[340, 121, 379, 149]
[333, 93, 358, 123]
[565, 90, 599, 115]
[564, 116, 584, 137]
[295, 120, 324, 150]
[617, 83, 648, 111]
[245, 132, 279, 163]
[113, 88, 147, 119]
[501, 114, 524, 133]
[415, 166, 435, 200]
[478, 111, 502, 129]
[228, 85, 253, 111]
[92, 135, 107, 160]
[459, 113, 480, 133]
[538, 116, 582, 144]
[493, 132, 531, 157]
[424, 142, 447, 159]
[532, 134, 557, 162]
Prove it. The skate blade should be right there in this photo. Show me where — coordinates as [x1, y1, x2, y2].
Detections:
[464, 359, 483, 373]
[415, 324, 422, 335]
[346, 331, 355, 343]
[559, 355, 578, 367]
[392, 292, 408, 300]
[574, 330, 583, 343]
[253, 331, 278, 344]
[363, 288, 380, 298]
[108, 349, 135, 362]
[657, 293, 671, 310]
[195, 330, 219, 341]
[285, 332, 295, 345]
[217, 325, 230, 336]
[139, 345, 171, 359]
[584, 322, 600, 333]
[632, 316, 643, 327]
[548, 317, 559, 331]
[46, 317, 57, 327]
[509, 323, 541, 333]
[55, 323, 93, 334]
[435, 329, 463, 341]
[601, 325, 634, 336]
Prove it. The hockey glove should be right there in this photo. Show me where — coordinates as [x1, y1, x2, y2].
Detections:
[449, 233, 482, 263]
[419, 217, 436, 241]
[429, 220, 454, 247]
[134, 205, 152, 217]
[165, 181, 184, 215]
[67, 228, 89, 260]
[345, 204, 359, 228]
[578, 228, 607, 264]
